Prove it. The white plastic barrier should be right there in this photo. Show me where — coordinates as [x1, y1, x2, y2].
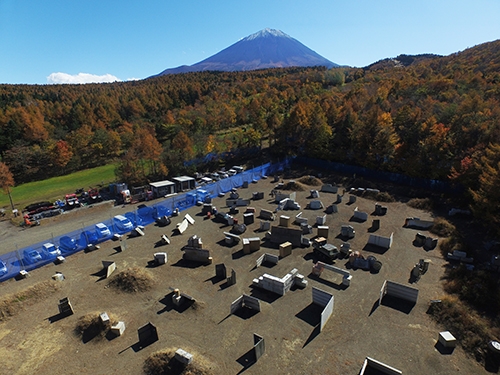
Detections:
[321, 184, 338, 194]
[405, 217, 433, 229]
[368, 232, 394, 249]
[360, 357, 402, 375]
[379, 280, 419, 305]
[353, 207, 368, 221]
[312, 287, 334, 332]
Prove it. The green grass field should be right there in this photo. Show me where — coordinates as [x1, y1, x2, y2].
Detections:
[0, 164, 117, 210]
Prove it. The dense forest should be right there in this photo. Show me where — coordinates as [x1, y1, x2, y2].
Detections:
[1, 39, 500, 228]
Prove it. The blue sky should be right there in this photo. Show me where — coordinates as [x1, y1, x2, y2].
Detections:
[1, 0, 499, 84]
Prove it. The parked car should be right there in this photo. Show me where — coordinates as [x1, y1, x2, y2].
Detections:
[0, 260, 8, 277]
[113, 215, 133, 233]
[95, 222, 111, 238]
[218, 171, 229, 179]
[227, 169, 237, 176]
[23, 248, 42, 264]
[41, 242, 61, 259]
[232, 166, 244, 173]
[59, 236, 78, 252]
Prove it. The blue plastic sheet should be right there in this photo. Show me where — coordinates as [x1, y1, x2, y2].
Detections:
[0, 161, 284, 282]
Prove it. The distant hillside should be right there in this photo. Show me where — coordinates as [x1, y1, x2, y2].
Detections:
[365, 53, 442, 70]
[154, 28, 338, 76]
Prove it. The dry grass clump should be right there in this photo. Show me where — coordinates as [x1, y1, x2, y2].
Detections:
[282, 180, 306, 191]
[74, 311, 119, 342]
[144, 349, 215, 375]
[427, 295, 499, 363]
[431, 217, 456, 237]
[373, 191, 395, 202]
[0, 280, 60, 321]
[407, 197, 434, 211]
[297, 176, 322, 186]
[108, 267, 155, 293]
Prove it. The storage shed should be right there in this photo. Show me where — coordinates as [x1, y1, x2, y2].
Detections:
[173, 176, 196, 192]
[149, 180, 175, 198]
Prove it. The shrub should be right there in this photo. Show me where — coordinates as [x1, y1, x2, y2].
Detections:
[108, 267, 155, 293]
[74, 312, 118, 342]
[407, 197, 433, 211]
[0, 281, 60, 321]
[297, 176, 322, 186]
[431, 217, 456, 237]
[427, 296, 498, 363]
[144, 349, 214, 375]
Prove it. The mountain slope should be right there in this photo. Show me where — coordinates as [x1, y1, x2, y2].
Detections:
[155, 28, 338, 76]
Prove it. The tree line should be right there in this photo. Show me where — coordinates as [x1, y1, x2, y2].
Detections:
[0, 40, 500, 230]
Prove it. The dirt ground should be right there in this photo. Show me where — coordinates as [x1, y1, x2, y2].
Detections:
[0, 176, 488, 375]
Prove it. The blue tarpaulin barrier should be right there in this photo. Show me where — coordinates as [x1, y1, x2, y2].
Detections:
[0, 160, 287, 283]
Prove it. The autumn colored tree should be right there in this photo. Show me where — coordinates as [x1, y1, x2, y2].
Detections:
[0, 161, 15, 209]
[48, 140, 73, 168]
[469, 143, 500, 232]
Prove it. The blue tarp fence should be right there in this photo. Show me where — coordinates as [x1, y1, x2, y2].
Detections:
[0, 160, 290, 283]
[294, 156, 461, 194]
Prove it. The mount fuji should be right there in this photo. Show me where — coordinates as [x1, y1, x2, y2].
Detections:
[154, 28, 338, 76]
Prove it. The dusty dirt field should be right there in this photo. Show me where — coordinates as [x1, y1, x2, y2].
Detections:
[0, 176, 488, 375]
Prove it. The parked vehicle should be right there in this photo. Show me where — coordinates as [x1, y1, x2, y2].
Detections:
[88, 187, 102, 202]
[23, 248, 42, 264]
[65, 193, 80, 208]
[227, 169, 237, 176]
[41, 243, 61, 259]
[232, 166, 244, 173]
[95, 223, 111, 238]
[59, 236, 78, 252]
[113, 215, 133, 233]
[0, 260, 8, 277]
[313, 238, 339, 264]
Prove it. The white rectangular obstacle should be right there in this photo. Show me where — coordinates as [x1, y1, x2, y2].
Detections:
[223, 231, 241, 245]
[259, 220, 271, 231]
[270, 226, 303, 247]
[154, 252, 167, 265]
[279, 241, 292, 258]
[175, 349, 193, 365]
[230, 294, 261, 315]
[438, 331, 457, 348]
[253, 333, 265, 361]
[184, 213, 195, 225]
[368, 232, 394, 249]
[312, 261, 352, 287]
[294, 212, 308, 225]
[405, 217, 433, 229]
[182, 247, 212, 264]
[279, 215, 292, 227]
[259, 209, 275, 220]
[353, 207, 368, 221]
[317, 225, 329, 238]
[252, 268, 307, 296]
[256, 253, 279, 268]
[321, 184, 338, 194]
[111, 321, 126, 337]
[102, 261, 116, 278]
[275, 191, 296, 203]
[161, 235, 170, 245]
[360, 357, 402, 375]
[341, 225, 355, 239]
[379, 280, 419, 306]
[308, 200, 324, 210]
[312, 287, 334, 332]
[316, 214, 327, 225]
[176, 219, 189, 234]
